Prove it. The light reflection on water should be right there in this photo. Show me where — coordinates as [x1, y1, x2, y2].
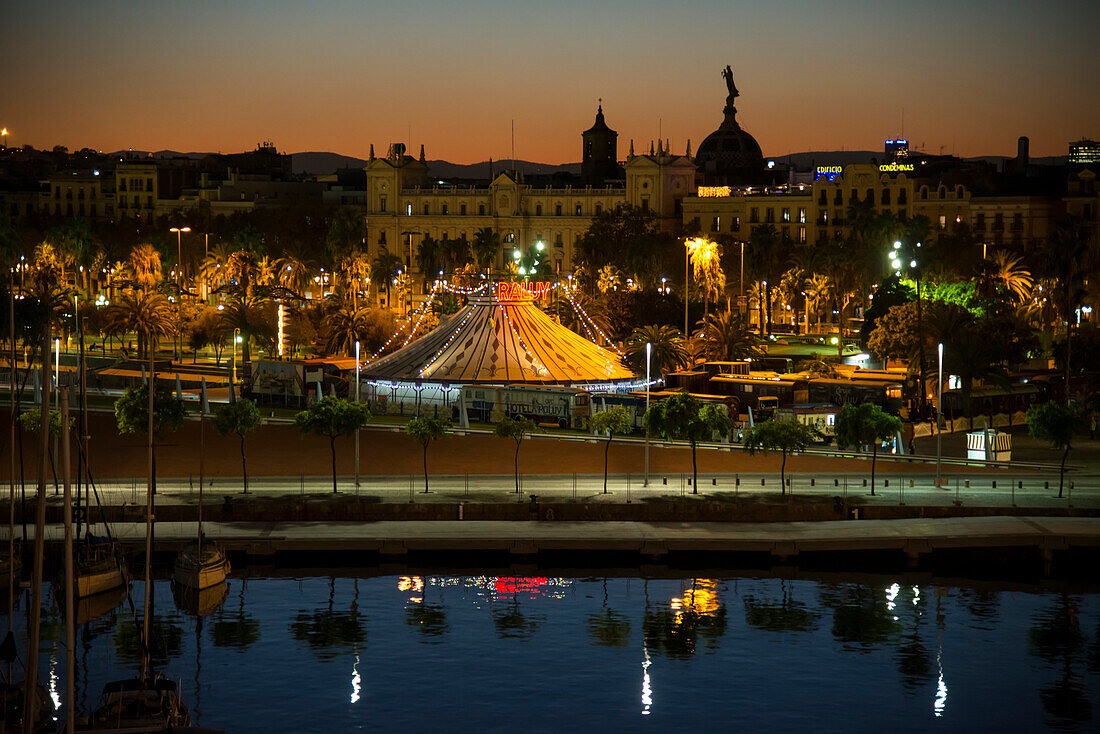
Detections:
[6, 574, 1099, 733]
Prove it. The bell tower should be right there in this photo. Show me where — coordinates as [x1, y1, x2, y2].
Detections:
[581, 100, 619, 184]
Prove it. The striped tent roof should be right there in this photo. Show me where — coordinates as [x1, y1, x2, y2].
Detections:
[361, 291, 634, 384]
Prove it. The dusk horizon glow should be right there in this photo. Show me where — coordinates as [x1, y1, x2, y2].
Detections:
[3, 0, 1098, 163]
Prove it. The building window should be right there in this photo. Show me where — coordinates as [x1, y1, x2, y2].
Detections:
[555, 203, 562, 216]
[423, 203, 430, 215]
[956, 186, 964, 199]
[938, 186, 946, 199]
[380, 195, 387, 212]
[460, 203, 467, 215]
[732, 216, 740, 231]
[749, 208, 759, 223]
[640, 198, 649, 211]
[881, 189, 891, 205]
[818, 190, 827, 205]
[798, 208, 806, 224]
[594, 204, 602, 216]
[938, 215, 947, 230]
[555, 233, 563, 246]
[850, 189, 858, 204]
[765, 208, 774, 223]
[575, 203, 583, 215]
[1012, 213, 1023, 231]
[441, 203, 448, 215]
[781, 208, 790, 223]
[405, 203, 412, 216]
[993, 213, 1004, 231]
[799, 226, 806, 243]
[147, 178, 153, 191]
[898, 189, 907, 204]
[479, 204, 486, 215]
[536, 204, 542, 216]
[378, 231, 386, 245]
[975, 213, 985, 230]
[711, 216, 720, 232]
[865, 188, 874, 202]
[833, 190, 842, 205]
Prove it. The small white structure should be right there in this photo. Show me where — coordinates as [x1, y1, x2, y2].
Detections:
[967, 429, 1012, 461]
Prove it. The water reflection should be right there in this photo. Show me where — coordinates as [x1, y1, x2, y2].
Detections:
[644, 579, 727, 659]
[289, 578, 365, 660]
[1029, 593, 1094, 726]
[743, 579, 820, 633]
[3, 573, 1097, 732]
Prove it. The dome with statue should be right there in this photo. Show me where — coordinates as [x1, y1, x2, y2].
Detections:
[695, 65, 766, 186]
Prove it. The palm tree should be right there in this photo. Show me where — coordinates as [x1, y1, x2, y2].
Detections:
[127, 243, 163, 291]
[416, 235, 441, 284]
[442, 235, 471, 275]
[104, 289, 175, 359]
[337, 249, 371, 311]
[805, 273, 833, 331]
[983, 251, 1034, 305]
[320, 299, 366, 356]
[277, 253, 316, 297]
[373, 248, 404, 303]
[625, 324, 693, 375]
[219, 294, 274, 364]
[472, 227, 500, 275]
[694, 311, 764, 362]
[226, 249, 260, 297]
[201, 242, 233, 293]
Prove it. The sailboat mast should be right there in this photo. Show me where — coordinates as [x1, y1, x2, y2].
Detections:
[198, 410, 204, 548]
[61, 389, 75, 734]
[78, 300, 88, 540]
[142, 333, 155, 681]
[25, 298, 52, 732]
[7, 271, 15, 629]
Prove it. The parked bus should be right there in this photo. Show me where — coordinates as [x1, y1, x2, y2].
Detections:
[461, 384, 591, 429]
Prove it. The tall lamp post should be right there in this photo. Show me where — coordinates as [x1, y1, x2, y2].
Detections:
[231, 327, 241, 400]
[644, 342, 651, 487]
[684, 240, 690, 336]
[891, 239, 927, 418]
[354, 340, 360, 491]
[935, 342, 944, 486]
[170, 226, 191, 362]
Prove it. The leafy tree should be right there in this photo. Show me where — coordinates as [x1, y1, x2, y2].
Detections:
[590, 405, 632, 494]
[493, 415, 537, 494]
[1026, 402, 1082, 498]
[372, 248, 404, 301]
[294, 397, 371, 493]
[114, 383, 187, 493]
[644, 392, 731, 492]
[213, 398, 263, 493]
[834, 402, 901, 496]
[17, 407, 75, 438]
[574, 206, 666, 293]
[867, 300, 922, 364]
[325, 207, 364, 263]
[860, 274, 914, 351]
[624, 324, 693, 376]
[742, 419, 821, 493]
[405, 416, 451, 493]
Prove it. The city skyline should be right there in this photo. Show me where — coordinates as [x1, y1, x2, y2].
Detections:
[3, 0, 1098, 163]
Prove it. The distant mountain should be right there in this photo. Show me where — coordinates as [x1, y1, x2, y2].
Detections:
[290, 151, 580, 178]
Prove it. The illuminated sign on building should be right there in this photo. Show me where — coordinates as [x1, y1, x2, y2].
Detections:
[815, 165, 843, 181]
[697, 186, 732, 197]
[879, 163, 914, 172]
[494, 281, 552, 301]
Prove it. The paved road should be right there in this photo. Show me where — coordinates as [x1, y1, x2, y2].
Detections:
[39, 468, 1099, 510]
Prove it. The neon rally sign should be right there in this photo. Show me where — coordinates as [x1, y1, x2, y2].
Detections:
[494, 281, 552, 301]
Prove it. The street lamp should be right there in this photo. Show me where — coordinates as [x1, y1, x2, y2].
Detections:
[936, 342, 943, 486]
[644, 342, 652, 487]
[354, 340, 360, 491]
[231, 328, 241, 399]
[170, 226, 191, 362]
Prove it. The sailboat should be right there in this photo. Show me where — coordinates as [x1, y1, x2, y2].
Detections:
[173, 388, 228, 591]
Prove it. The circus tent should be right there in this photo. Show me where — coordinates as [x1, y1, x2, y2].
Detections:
[361, 284, 634, 385]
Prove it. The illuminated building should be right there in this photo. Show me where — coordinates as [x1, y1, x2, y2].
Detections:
[362, 110, 693, 289]
[1069, 139, 1100, 165]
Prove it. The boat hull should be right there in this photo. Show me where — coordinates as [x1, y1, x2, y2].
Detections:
[173, 544, 230, 591]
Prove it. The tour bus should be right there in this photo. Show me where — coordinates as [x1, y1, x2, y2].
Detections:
[461, 384, 591, 429]
[774, 404, 841, 443]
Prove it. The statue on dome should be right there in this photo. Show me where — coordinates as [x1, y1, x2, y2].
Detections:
[722, 65, 739, 101]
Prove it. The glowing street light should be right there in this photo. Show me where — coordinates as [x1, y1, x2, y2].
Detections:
[169, 226, 190, 362]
